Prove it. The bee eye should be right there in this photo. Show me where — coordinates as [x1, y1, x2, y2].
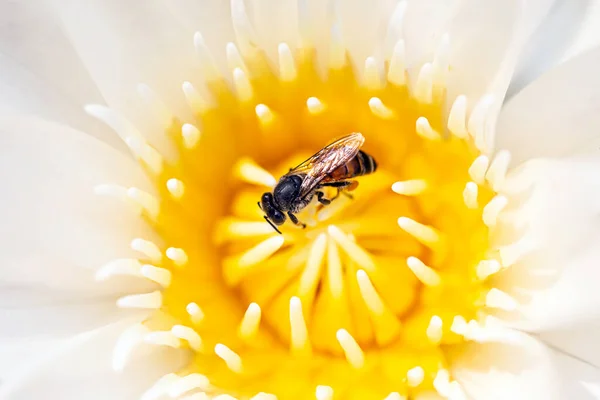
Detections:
[270, 210, 286, 225]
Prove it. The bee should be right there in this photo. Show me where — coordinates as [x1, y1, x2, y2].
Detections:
[258, 132, 378, 233]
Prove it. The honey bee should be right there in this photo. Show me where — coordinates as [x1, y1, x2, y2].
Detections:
[259, 133, 378, 233]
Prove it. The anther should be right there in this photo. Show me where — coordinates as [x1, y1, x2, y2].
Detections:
[433, 369, 451, 397]
[233, 68, 253, 102]
[186, 302, 205, 325]
[397, 217, 440, 247]
[406, 257, 441, 286]
[476, 259, 501, 280]
[486, 288, 518, 311]
[290, 296, 311, 355]
[239, 302, 261, 340]
[483, 195, 508, 227]
[166, 247, 188, 267]
[364, 57, 382, 90]
[137, 83, 172, 129]
[226, 42, 247, 72]
[214, 343, 243, 373]
[307, 97, 326, 114]
[168, 374, 210, 398]
[181, 123, 201, 149]
[145, 331, 181, 348]
[448, 95, 468, 138]
[407, 366, 425, 387]
[416, 116, 440, 140]
[414, 63, 433, 104]
[172, 325, 203, 351]
[95, 258, 142, 281]
[112, 323, 149, 371]
[316, 385, 334, 400]
[392, 179, 428, 196]
[369, 97, 395, 119]
[462, 182, 478, 209]
[117, 291, 162, 309]
[450, 316, 468, 335]
[124, 136, 164, 175]
[468, 155, 489, 184]
[486, 150, 511, 191]
[336, 329, 365, 369]
[384, 393, 406, 400]
[327, 225, 375, 271]
[255, 104, 275, 126]
[278, 43, 297, 81]
[387, 40, 407, 86]
[193, 32, 219, 80]
[131, 238, 162, 263]
[141, 265, 172, 287]
[166, 178, 185, 200]
[426, 315, 443, 344]
[182, 82, 210, 115]
[234, 158, 277, 187]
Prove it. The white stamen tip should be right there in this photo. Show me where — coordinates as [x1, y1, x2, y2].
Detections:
[468, 94, 495, 151]
[483, 195, 508, 227]
[369, 97, 394, 119]
[336, 329, 365, 369]
[486, 150, 511, 191]
[186, 302, 205, 325]
[239, 302, 262, 340]
[255, 104, 275, 125]
[124, 136, 164, 175]
[476, 259, 501, 280]
[181, 123, 201, 149]
[316, 385, 334, 400]
[407, 366, 425, 387]
[127, 187, 160, 219]
[433, 369, 451, 397]
[250, 393, 277, 400]
[193, 32, 219, 79]
[182, 82, 209, 115]
[415, 63, 433, 103]
[131, 238, 162, 263]
[215, 343, 243, 373]
[117, 290, 162, 309]
[307, 97, 326, 114]
[95, 258, 142, 281]
[145, 331, 181, 348]
[486, 288, 519, 311]
[141, 264, 172, 287]
[450, 316, 468, 335]
[448, 95, 468, 138]
[397, 217, 440, 246]
[168, 373, 210, 398]
[226, 42, 246, 72]
[171, 325, 203, 351]
[469, 155, 490, 184]
[392, 179, 427, 196]
[238, 236, 285, 268]
[233, 68, 253, 101]
[290, 296, 311, 355]
[406, 256, 441, 286]
[166, 178, 185, 199]
[364, 56, 382, 89]
[234, 158, 277, 187]
[356, 269, 385, 315]
[327, 225, 375, 271]
[84, 104, 144, 144]
[387, 40, 406, 86]
[416, 116, 440, 140]
[112, 323, 149, 371]
[166, 247, 188, 267]
[426, 315, 443, 344]
[278, 42, 297, 81]
[462, 181, 479, 209]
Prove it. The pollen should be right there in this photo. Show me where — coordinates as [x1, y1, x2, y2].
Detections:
[89, 1, 520, 398]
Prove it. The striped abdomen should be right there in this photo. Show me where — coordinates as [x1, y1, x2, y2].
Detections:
[328, 150, 378, 181]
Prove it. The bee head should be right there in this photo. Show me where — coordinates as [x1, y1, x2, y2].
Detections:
[259, 192, 286, 231]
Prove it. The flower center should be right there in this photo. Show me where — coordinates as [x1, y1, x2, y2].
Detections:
[90, 8, 517, 400]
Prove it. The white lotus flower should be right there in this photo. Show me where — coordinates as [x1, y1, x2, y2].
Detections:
[2, 0, 600, 399]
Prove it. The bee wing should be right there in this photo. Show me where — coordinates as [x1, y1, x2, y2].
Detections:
[293, 133, 365, 198]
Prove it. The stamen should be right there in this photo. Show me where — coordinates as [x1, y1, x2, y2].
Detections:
[137, 83, 172, 129]
[290, 296, 311, 355]
[407, 366, 425, 387]
[112, 323, 149, 371]
[233, 68, 253, 102]
[131, 238, 162, 263]
[193, 32, 219, 80]
[414, 63, 433, 104]
[447, 95, 468, 138]
[369, 97, 395, 119]
[476, 259, 501, 280]
[486, 150, 511, 191]
[124, 136, 164, 175]
[172, 325, 203, 351]
[226, 42, 247, 72]
[141, 264, 172, 287]
[250, 394, 277, 400]
[234, 158, 277, 187]
[448, 381, 468, 400]
[392, 179, 427, 196]
[482, 195, 508, 227]
[166, 178, 185, 200]
[278, 43, 297, 81]
[364, 57, 382, 90]
[426, 315, 443, 344]
[168, 374, 210, 398]
[186, 302, 205, 325]
[336, 329, 365, 369]
[450, 316, 468, 335]
[406, 257, 441, 286]
[327, 239, 344, 297]
[486, 288, 518, 311]
[145, 331, 181, 348]
[316, 385, 334, 400]
[141, 373, 179, 400]
[95, 258, 142, 281]
[117, 290, 162, 309]
[94, 184, 129, 202]
[181, 123, 202, 149]
[499, 236, 536, 267]
[468, 94, 494, 150]
[218, 220, 276, 241]
[432, 33, 450, 86]
[327, 225, 375, 271]
[433, 369, 451, 397]
[84, 104, 144, 143]
[384, 393, 405, 400]
[255, 104, 275, 126]
[397, 217, 440, 247]
[238, 302, 261, 340]
[182, 82, 210, 115]
[238, 236, 285, 268]
[230, 0, 257, 52]
[387, 40, 406, 86]
[307, 97, 326, 114]
[329, 22, 345, 69]
[416, 116, 440, 140]
[166, 247, 189, 267]
[468, 155, 489, 184]
[214, 343, 243, 373]
[298, 234, 328, 298]
[462, 181, 478, 209]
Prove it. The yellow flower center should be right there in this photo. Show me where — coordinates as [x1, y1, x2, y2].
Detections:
[91, 17, 517, 400]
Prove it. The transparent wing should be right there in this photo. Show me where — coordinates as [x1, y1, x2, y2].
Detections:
[290, 133, 364, 198]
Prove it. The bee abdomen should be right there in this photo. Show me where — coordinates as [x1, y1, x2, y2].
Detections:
[356, 150, 377, 175]
[329, 150, 378, 180]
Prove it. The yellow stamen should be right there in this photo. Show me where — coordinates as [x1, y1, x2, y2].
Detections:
[233, 68, 253, 102]
[278, 43, 297, 81]
[364, 57, 383, 90]
[469, 155, 490, 184]
[117, 291, 162, 309]
[186, 302, 205, 325]
[407, 366, 425, 387]
[141, 264, 172, 287]
[392, 179, 428, 196]
[397, 217, 441, 247]
[172, 325, 203, 351]
[336, 329, 365, 369]
[255, 104, 275, 126]
[482, 195, 508, 227]
[289, 296, 312, 355]
[406, 257, 441, 286]
[315, 385, 334, 400]
[234, 158, 277, 187]
[166, 247, 188, 267]
[145, 331, 182, 348]
[369, 97, 395, 119]
[130, 238, 162, 263]
[182, 82, 210, 115]
[416, 117, 440, 140]
[387, 40, 407, 86]
[95, 258, 142, 281]
[168, 374, 210, 398]
[448, 95, 468, 138]
[166, 178, 185, 200]
[462, 182, 479, 209]
[238, 302, 262, 341]
[426, 315, 443, 344]
[214, 343, 243, 373]
[327, 225, 375, 271]
[181, 123, 201, 149]
[485, 288, 519, 311]
[414, 63, 433, 103]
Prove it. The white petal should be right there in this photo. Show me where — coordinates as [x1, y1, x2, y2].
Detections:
[548, 344, 600, 399]
[0, 1, 121, 148]
[494, 157, 600, 330]
[496, 44, 600, 164]
[450, 329, 560, 400]
[539, 320, 600, 369]
[0, 337, 68, 381]
[0, 115, 157, 335]
[0, 318, 188, 400]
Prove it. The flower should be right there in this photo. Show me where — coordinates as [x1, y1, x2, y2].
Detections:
[2, 0, 600, 399]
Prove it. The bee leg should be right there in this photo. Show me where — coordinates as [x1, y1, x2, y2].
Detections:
[287, 212, 306, 228]
[316, 191, 331, 205]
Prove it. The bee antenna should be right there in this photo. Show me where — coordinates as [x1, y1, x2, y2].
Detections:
[264, 216, 282, 234]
